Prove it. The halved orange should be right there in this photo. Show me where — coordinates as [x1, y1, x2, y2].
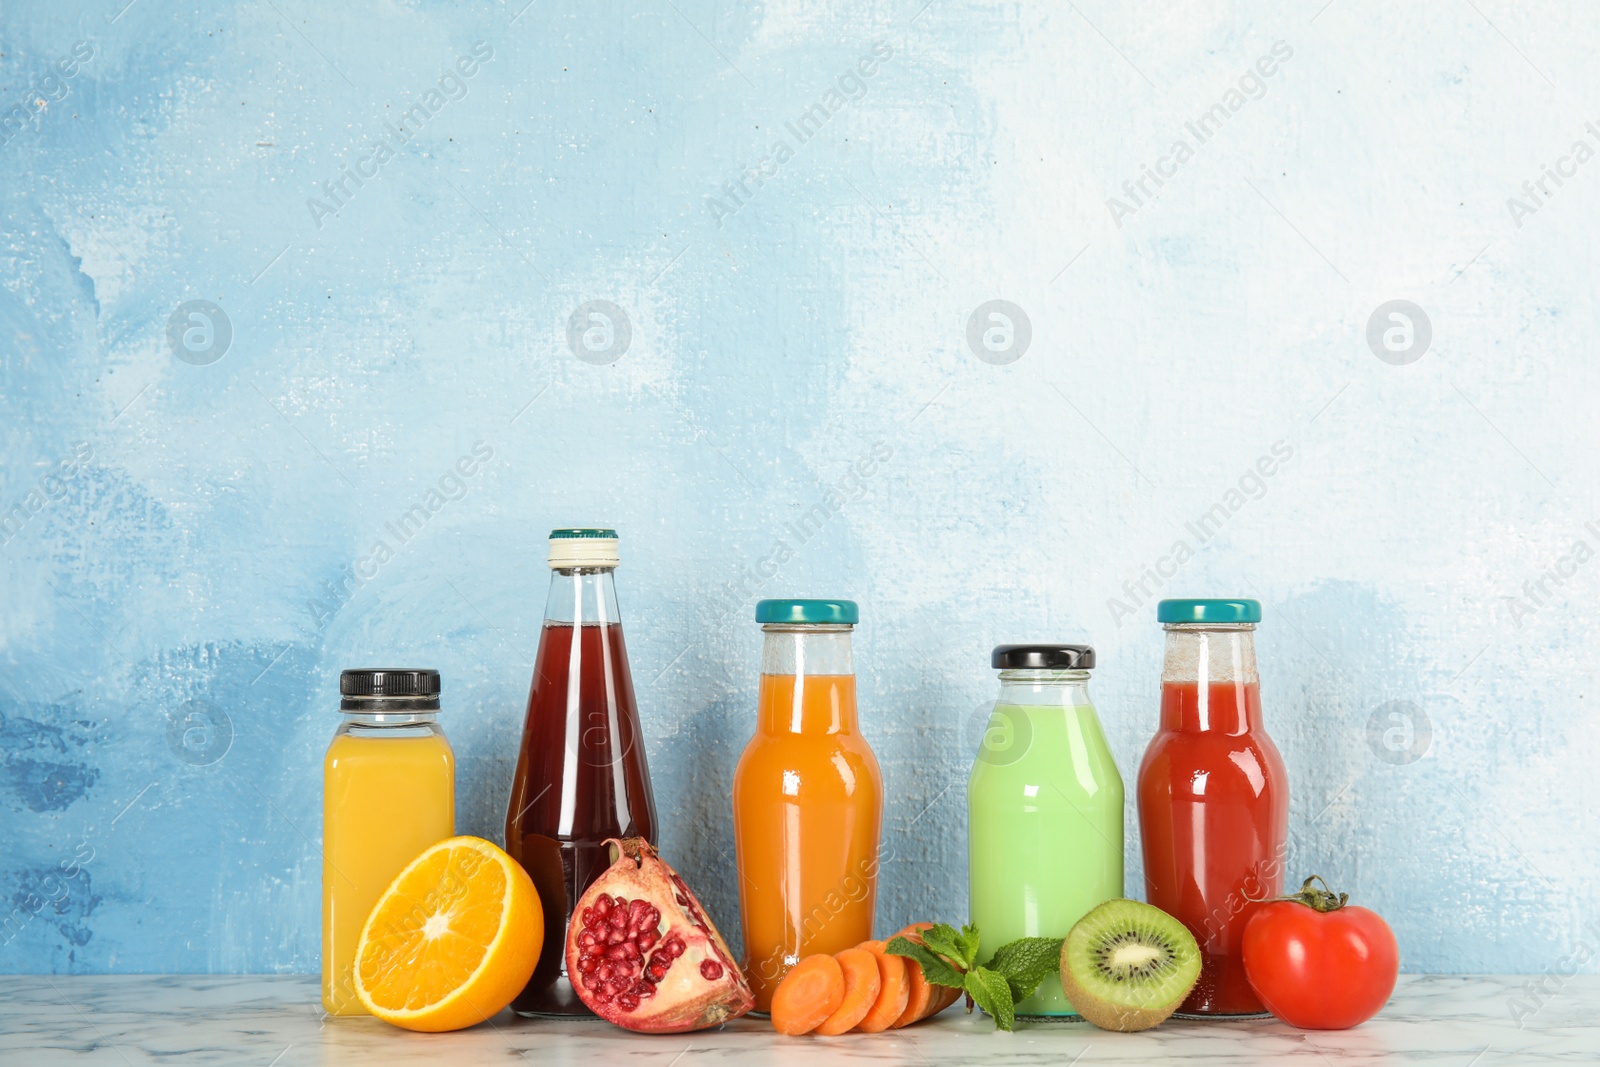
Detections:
[353, 835, 543, 1032]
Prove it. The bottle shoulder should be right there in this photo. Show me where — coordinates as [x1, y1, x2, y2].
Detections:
[737, 729, 879, 755]
[734, 733, 882, 789]
[1137, 730, 1287, 797]
[325, 727, 454, 772]
[1140, 724, 1283, 757]
[967, 754, 1124, 801]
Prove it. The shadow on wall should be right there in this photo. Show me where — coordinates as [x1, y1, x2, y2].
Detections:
[0, 694, 103, 960]
[1264, 579, 1483, 969]
[647, 690, 746, 956]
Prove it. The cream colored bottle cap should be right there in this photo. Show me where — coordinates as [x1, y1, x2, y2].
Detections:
[547, 528, 620, 568]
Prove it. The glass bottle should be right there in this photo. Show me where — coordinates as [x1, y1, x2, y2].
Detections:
[967, 644, 1123, 1017]
[1137, 599, 1289, 1017]
[322, 668, 455, 1016]
[505, 529, 658, 1016]
[733, 599, 883, 1013]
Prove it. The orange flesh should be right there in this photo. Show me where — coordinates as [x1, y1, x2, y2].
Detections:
[353, 836, 542, 1033]
[359, 846, 504, 1012]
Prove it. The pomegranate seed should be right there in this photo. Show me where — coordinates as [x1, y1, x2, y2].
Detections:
[578, 930, 597, 948]
[622, 942, 641, 961]
[638, 931, 658, 952]
[579, 957, 599, 975]
[606, 945, 628, 961]
[637, 983, 655, 998]
[594, 896, 612, 916]
[617, 993, 639, 1010]
[700, 959, 724, 980]
[606, 927, 626, 945]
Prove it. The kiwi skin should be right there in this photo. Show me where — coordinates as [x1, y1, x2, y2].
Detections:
[1059, 899, 1201, 1032]
[1061, 963, 1187, 1032]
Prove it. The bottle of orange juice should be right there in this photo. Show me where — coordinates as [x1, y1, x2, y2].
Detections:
[733, 599, 883, 1012]
[322, 669, 455, 1015]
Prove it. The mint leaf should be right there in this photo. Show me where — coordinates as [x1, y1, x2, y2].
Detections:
[954, 924, 982, 969]
[919, 922, 980, 970]
[983, 936, 1064, 1002]
[964, 965, 1016, 1032]
[886, 935, 966, 989]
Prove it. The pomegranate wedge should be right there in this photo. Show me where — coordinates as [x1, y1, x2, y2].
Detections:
[566, 838, 754, 1032]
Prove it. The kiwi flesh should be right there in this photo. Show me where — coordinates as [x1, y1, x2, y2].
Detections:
[1059, 898, 1201, 1032]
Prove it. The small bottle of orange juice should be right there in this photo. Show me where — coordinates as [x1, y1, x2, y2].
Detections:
[733, 600, 883, 1012]
[322, 669, 455, 1015]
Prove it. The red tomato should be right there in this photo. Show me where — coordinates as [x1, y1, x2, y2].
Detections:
[1241, 879, 1399, 1030]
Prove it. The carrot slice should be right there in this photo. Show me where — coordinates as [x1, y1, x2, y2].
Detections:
[892, 932, 933, 1027]
[770, 954, 845, 1036]
[853, 940, 909, 1033]
[892, 923, 961, 1028]
[815, 947, 882, 1036]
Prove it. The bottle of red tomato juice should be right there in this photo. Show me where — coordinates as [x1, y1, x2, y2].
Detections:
[1137, 598, 1289, 1016]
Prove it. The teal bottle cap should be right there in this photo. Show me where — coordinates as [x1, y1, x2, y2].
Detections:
[755, 599, 859, 625]
[1157, 598, 1261, 624]
[549, 528, 617, 539]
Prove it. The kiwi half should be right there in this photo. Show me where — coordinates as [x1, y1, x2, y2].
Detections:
[1059, 898, 1201, 1032]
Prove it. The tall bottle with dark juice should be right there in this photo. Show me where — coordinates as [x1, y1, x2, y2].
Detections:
[505, 528, 658, 1016]
[1137, 598, 1288, 1017]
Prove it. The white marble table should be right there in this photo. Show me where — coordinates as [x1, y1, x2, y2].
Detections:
[2, 974, 1594, 1065]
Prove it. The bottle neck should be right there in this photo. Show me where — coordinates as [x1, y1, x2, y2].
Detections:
[1159, 624, 1262, 733]
[760, 624, 854, 675]
[545, 566, 622, 625]
[996, 669, 1094, 708]
[758, 625, 857, 735]
[336, 706, 444, 739]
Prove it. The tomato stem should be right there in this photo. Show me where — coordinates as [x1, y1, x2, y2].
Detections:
[1246, 874, 1349, 911]
[1287, 875, 1348, 913]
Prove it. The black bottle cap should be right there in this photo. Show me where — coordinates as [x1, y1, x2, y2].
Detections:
[339, 669, 441, 710]
[991, 644, 1096, 670]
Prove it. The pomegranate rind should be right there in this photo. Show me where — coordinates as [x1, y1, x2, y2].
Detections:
[566, 837, 754, 1033]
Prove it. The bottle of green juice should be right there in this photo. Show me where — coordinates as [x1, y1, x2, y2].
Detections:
[967, 644, 1124, 1017]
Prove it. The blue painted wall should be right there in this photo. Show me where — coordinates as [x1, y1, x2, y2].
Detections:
[3, 0, 1596, 978]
